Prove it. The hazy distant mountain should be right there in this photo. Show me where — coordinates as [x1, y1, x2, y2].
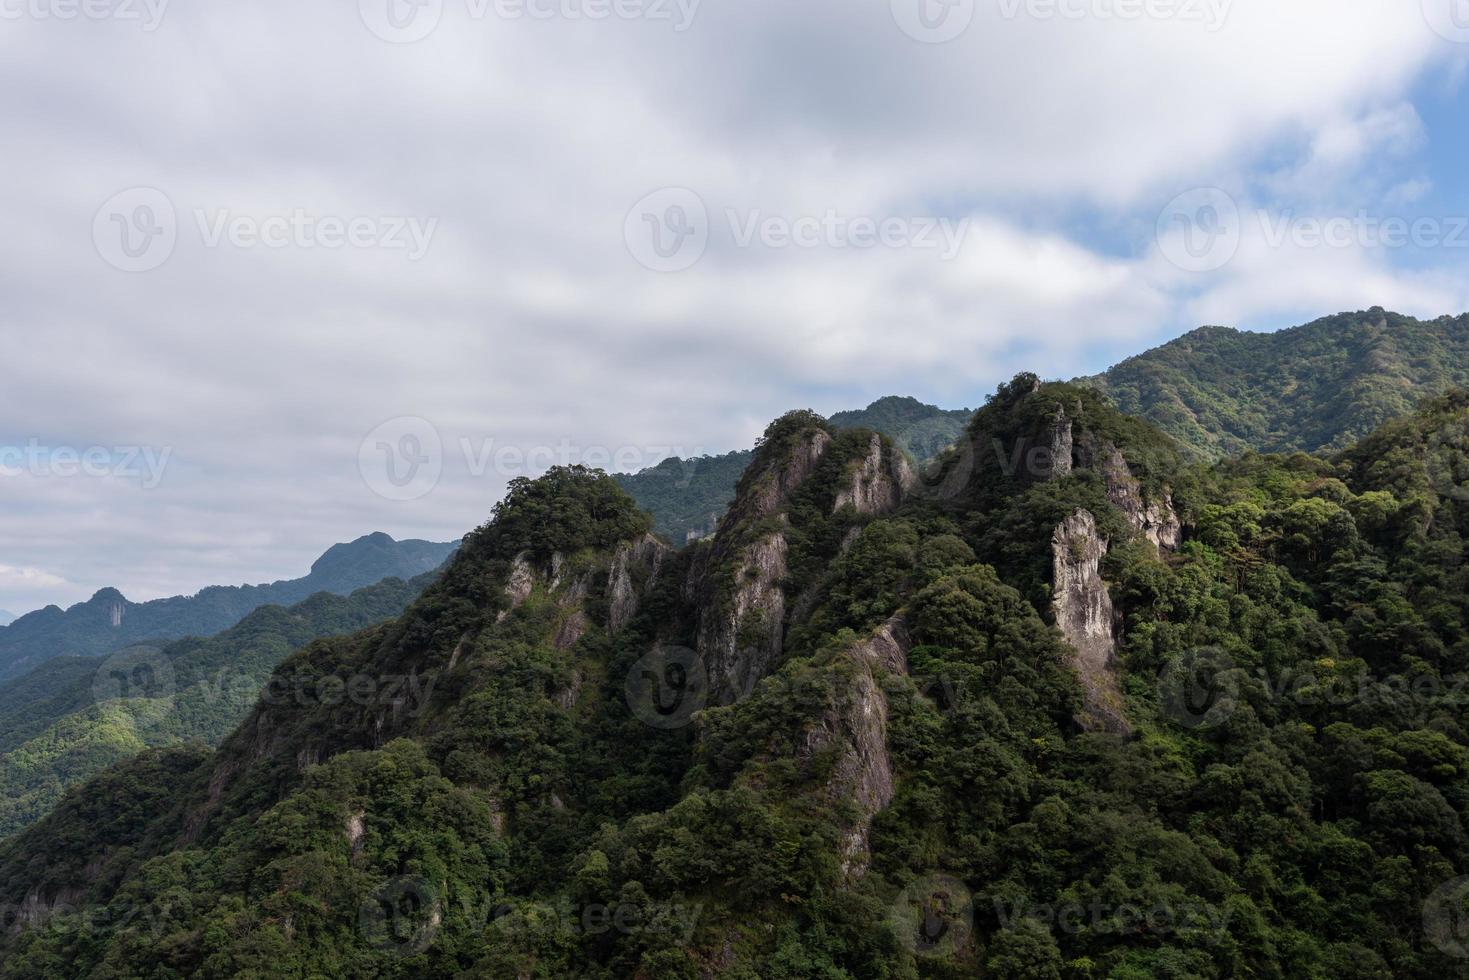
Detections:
[0, 612, 13, 628]
[616, 395, 972, 543]
[1084, 308, 1469, 459]
[0, 532, 458, 681]
[0, 571, 437, 838]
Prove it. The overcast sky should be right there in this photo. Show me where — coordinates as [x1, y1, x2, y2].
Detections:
[3, 0, 1469, 614]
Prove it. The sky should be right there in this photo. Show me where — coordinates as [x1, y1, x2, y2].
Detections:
[3, 0, 1469, 614]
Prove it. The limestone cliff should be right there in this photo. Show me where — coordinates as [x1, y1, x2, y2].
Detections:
[1051, 509, 1128, 734]
[1096, 444, 1181, 551]
[832, 432, 913, 516]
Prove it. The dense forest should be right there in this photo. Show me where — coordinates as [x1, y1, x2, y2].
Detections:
[1, 371, 1467, 977]
[1085, 308, 1469, 460]
[0, 533, 457, 681]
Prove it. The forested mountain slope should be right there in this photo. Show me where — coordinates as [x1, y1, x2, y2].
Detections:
[0, 571, 440, 838]
[1085, 308, 1469, 460]
[1, 383, 1467, 977]
[0, 533, 458, 681]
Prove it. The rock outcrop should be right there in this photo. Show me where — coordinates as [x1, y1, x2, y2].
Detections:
[1048, 403, 1074, 479]
[698, 530, 790, 702]
[694, 426, 833, 703]
[1051, 510, 1128, 734]
[833, 433, 913, 516]
[799, 616, 911, 877]
[608, 534, 667, 631]
[1096, 445, 1181, 551]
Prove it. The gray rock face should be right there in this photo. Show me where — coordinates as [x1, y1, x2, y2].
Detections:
[1051, 510, 1128, 734]
[695, 427, 833, 703]
[1049, 404, 1074, 479]
[833, 433, 913, 516]
[607, 534, 667, 632]
[800, 616, 910, 877]
[699, 529, 789, 702]
[1097, 445, 1181, 551]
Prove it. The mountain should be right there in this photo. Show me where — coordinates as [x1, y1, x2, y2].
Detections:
[4, 384, 1468, 977]
[616, 395, 971, 543]
[0, 570, 441, 838]
[0, 532, 458, 681]
[0, 611, 14, 627]
[1085, 307, 1469, 460]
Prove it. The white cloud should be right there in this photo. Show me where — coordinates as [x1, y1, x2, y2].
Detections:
[0, 1, 1465, 611]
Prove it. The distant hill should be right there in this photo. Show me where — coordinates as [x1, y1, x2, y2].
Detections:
[0, 532, 458, 681]
[0, 612, 13, 628]
[1084, 308, 1469, 459]
[616, 395, 972, 542]
[0, 571, 437, 838]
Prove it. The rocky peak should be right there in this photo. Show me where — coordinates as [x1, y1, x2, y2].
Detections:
[832, 432, 914, 516]
[1051, 509, 1128, 734]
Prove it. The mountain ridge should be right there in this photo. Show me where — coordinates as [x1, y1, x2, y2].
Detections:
[0, 533, 459, 681]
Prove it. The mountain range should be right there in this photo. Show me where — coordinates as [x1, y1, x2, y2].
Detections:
[3, 309, 1469, 976]
[0, 532, 458, 682]
[2, 315, 1469, 974]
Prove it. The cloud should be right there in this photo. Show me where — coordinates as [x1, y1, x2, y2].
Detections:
[0, 1, 1465, 611]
